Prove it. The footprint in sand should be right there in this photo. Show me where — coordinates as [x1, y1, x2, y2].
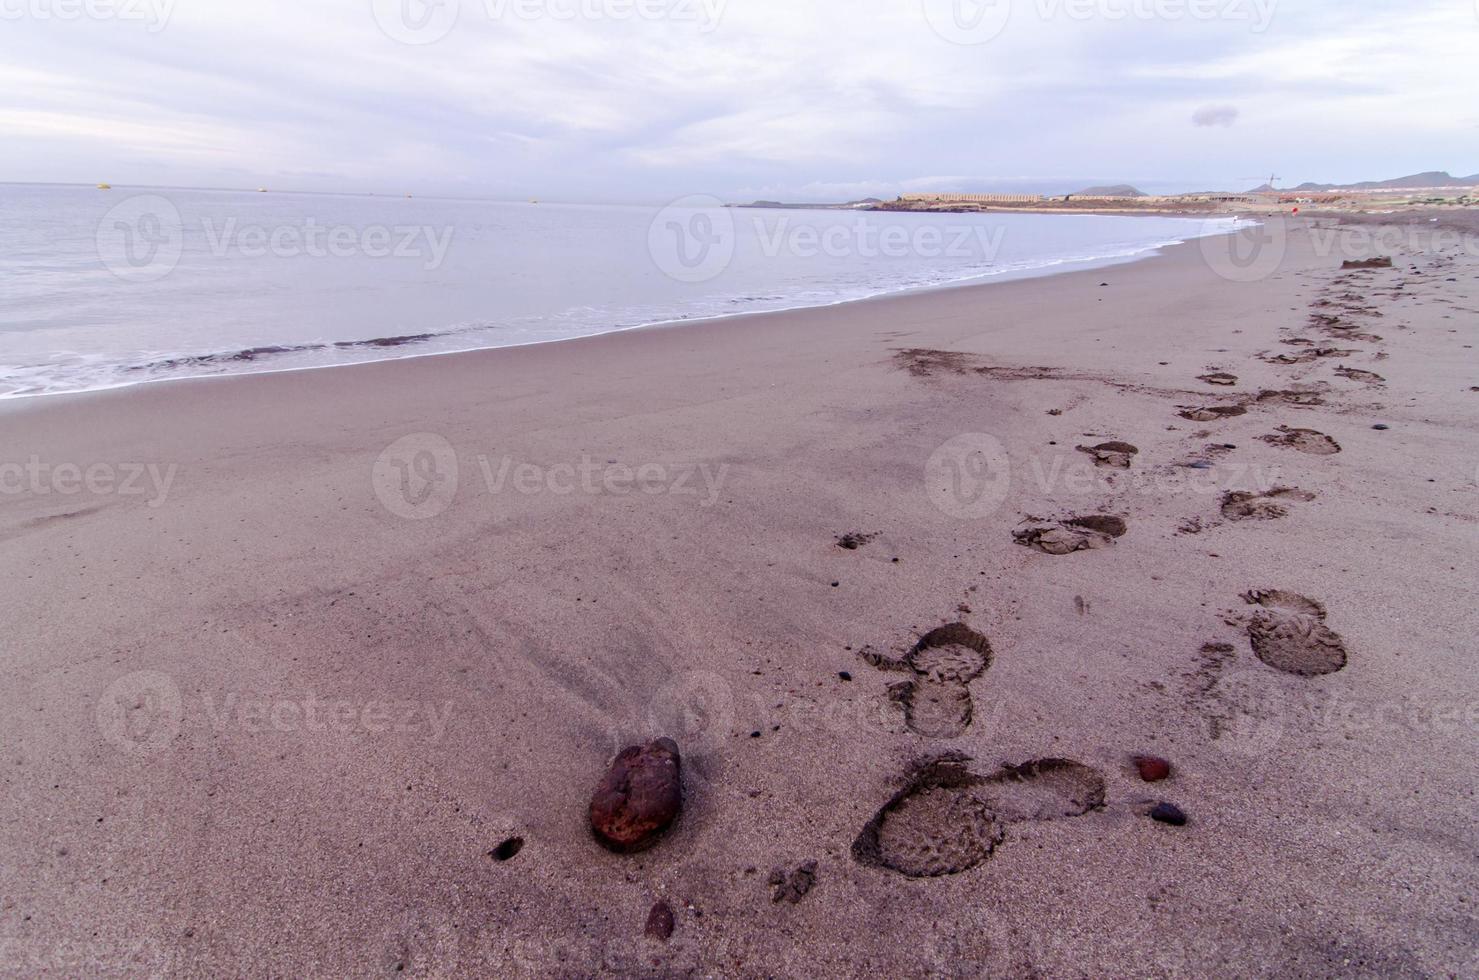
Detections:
[1262, 426, 1341, 455]
[1198, 372, 1239, 386]
[1179, 404, 1247, 422]
[1334, 366, 1386, 385]
[863, 623, 993, 738]
[1221, 488, 1317, 521]
[851, 755, 1106, 878]
[1257, 389, 1326, 407]
[1076, 441, 1139, 469]
[1263, 347, 1356, 365]
[1013, 515, 1127, 555]
[1242, 590, 1349, 677]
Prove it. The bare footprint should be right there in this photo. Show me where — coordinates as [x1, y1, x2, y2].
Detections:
[852, 755, 1105, 878]
[1242, 590, 1349, 676]
[1221, 488, 1317, 521]
[1076, 441, 1139, 469]
[1013, 515, 1127, 555]
[1262, 426, 1341, 455]
[863, 623, 993, 738]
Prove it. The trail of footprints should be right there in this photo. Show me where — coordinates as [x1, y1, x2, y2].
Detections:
[846, 252, 1387, 882]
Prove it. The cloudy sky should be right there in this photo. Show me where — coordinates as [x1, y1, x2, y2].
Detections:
[1, 0, 1474, 202]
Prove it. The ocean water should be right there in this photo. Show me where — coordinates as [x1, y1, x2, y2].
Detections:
[0, 184, 1241, 398]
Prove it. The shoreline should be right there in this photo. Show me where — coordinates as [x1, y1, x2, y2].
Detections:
[0, 214, 1243, 407]
[2, 217, 1476, 975]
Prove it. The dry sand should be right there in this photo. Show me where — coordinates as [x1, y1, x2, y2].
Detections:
[1, 217, 1476, 977]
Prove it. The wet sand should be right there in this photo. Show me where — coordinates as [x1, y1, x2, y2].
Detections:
[1, 217, 1476, 976]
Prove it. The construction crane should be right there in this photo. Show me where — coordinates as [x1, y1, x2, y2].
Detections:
[1239, 173, 1282, 191]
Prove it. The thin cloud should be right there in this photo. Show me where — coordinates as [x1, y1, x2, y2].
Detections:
[1192, 105, 1241, 127]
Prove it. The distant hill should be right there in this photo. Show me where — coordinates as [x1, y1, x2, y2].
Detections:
[1251, 171, 1479, 194]
[1072, 184, 1145, 197]
[735, 197, 883, 210]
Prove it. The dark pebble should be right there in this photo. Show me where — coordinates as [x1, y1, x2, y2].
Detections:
[1150, 802, 1188, 826]
[838, 671, 852, 682]
[589, 738, 683, 853]
[1372, 424, 1390, 431]
[1133, 755, 1171, 782]
[490, 836, 524, 862]
[644, 901, 675, 941]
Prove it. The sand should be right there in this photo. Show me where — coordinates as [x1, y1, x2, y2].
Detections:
[1, 217, 1476, 977]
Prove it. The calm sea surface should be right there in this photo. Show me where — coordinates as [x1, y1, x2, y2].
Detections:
[0, 184, 1240, 398]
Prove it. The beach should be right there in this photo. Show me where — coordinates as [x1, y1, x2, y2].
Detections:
[1, 216, 1476, 976]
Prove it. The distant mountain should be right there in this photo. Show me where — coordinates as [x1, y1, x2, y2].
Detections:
[1253, 171, 1479, 194]
[1072, 184, 1145, 197]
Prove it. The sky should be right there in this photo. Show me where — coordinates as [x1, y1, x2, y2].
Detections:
[0, 0, 1475, 203]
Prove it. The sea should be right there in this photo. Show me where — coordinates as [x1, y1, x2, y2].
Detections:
[0, 184, 1243, 398]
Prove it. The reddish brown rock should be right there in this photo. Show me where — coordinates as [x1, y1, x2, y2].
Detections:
[644, 901, 675, 941]
[590, 738, 683, 853]
[1133, 755, 1171, 782]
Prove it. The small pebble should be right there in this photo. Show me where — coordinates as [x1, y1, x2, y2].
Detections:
[838, 671, 852, 682]
[1372, 424, 1390, 431]
[1133, 755, 1171, 782]
[1150, 802, 1188, 826]
[490, 836, 524, 862]
[644, 901, 675, 941]
[1188, 460, 1214, 470]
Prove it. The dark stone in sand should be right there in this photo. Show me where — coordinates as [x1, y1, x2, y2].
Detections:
[838, 671, 852, 682]
[644, 901, 675, 941]
[1150, 802, 1187, 826]
[1373, 424, 1390, 431]
[1134, 756, 1171, 782]
[590, 738, 682, 853]
[490, 836, 524, 861]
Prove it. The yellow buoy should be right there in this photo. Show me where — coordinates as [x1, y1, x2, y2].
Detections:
[97, 183, 112, 190]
